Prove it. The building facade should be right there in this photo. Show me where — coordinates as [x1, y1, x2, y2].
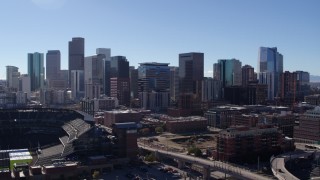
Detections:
[213, 59, 242, 88]
[84, 54, 105, 99]
[68, 37, 85, 87]
[179, 52, 204, 110]
[242, 65, 256, 87]
[294, 106, 320, 143]
[169, 66, 179, 102]
[28, 52, 44, 91]
[129, 66, 138, 99]
[70, 70, 84, 100]
[96, 48, 111, 96]
[46, 50, 61, 82]
[202, 77, 222, 102]
[215, 125, 284, 162]
[258, 47, 283, 100]
[138, 62, 170, 111]
[6, 66, 20, 90]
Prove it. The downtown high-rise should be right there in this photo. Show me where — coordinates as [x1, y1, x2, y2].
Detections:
[46, 50, 61, 88]
[138, 62, 170, 111]
[110, 56, 130, 106]
[178, 52, 204, 110]
[258, 47, 283, 100]
[68, 37, 85, 87]
[28, 52, 44, 91]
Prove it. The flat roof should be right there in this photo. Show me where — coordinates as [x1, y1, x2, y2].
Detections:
[9, 150, 32, 161]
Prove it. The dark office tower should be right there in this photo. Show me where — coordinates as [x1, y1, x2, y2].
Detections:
[28, 52, 44, 91]
[179, 53, 204, 95]
[104, 60, 111, 96]
[258, 47, 283, 100]
[138, 62, 170, 111]
[280, 71, 298, 107]
[110, 56, 130, 106]
[129, 66, 138, 99]
[242, 65, 256, 87]
[111, 56, 129, 78]
[295, 71, 310, 101]
[68, 37, 85, 86]
[46, 50, 61, 81]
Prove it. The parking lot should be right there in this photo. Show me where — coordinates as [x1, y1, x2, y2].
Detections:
[101, 163, 187, 180]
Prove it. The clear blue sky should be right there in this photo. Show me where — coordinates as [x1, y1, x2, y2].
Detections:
[0, 0, 319, 79]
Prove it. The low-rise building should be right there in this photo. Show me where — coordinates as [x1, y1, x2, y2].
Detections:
[103, 110, 142, 127]
[204, 105, 247, 129]
[162, 116, 207, 133]
[294, 106, 320, 143]
[215, 125, 287, 162]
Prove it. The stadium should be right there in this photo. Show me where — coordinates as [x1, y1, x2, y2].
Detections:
[0, 108, 132, 179]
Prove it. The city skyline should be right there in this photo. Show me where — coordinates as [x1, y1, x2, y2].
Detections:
[0, 0, 320, 79]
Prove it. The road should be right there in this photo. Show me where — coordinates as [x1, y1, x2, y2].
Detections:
[139, 143, 273, 180]
[270, 152, 311, 180]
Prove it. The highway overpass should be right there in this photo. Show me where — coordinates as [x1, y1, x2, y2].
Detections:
[139, 143, 274, 180]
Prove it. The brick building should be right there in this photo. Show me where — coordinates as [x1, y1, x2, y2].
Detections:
[294, 106, 320, 143]
[215, 125, 286, 162]
[204, 105, 247, 129]
[162, 116, 207, 133]
[103, 110, 142, 127]
[112, 122, 138, 159]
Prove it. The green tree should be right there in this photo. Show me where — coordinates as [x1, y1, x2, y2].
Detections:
[92, 170, 100, 179]
[187, 146, 202, 157]
[145, 153, 156, 162]
[155, 126, 164, 134]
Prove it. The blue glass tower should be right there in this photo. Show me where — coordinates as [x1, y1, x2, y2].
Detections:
[28, 52, 44, 91]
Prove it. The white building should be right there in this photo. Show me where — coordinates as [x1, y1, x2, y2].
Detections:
[19, 74, 31, 99]
[84, 55, 105, 99]
[16, 91, 28, 104]
[71, 70, 84, 100]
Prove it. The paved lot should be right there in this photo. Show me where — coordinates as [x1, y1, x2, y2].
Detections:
[101, 163, 186, 180]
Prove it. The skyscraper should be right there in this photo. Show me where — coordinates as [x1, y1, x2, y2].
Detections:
[6, 66, 20, 90]
[110, 56, 130, 105]
[46, 50, 61, 81]
[96, 48, 111, 96]
[111, 56, 129, 78]
[178, 52, 204, 111]
[138, 62, 170, 111]
[258, 47, 283, 100]
[295, 71, 310, 101]
[213, 59, 242, 88]
[71, 70, 84, 100]
[19, 74, 31, 99]
[129, 66, 138, 99]
[169, 66, 179, 102]
[84, 54, 105, 99]
[242, 65, 256, 87]
[28, 52, 44, 91]
[280, 71, 297, 106]
[68, 37, 84, 86]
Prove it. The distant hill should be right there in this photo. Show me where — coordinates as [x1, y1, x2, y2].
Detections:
[311, 75, 320, 82]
